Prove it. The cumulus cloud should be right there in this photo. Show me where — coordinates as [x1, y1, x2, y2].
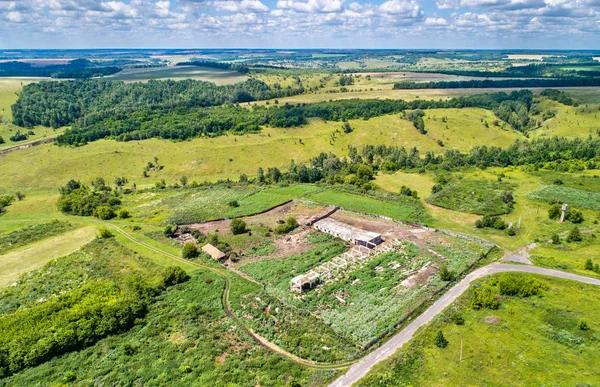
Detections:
[276, 0, 345, 13]
[213, 0, 268, 13]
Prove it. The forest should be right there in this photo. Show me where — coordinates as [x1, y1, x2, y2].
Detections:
[393, 78, 600, 90]
[0, 59, 119, 78]
[11, 79, 536, 145]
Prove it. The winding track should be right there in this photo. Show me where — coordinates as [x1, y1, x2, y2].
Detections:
[329, 263, 600, 387]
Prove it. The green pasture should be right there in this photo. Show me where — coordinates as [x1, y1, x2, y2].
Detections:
[358, 274, 600, 387]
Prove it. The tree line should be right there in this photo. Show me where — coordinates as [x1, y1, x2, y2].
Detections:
[0, 58, 119, 79]
[393, 78, 600, 90]
[176, 60, 250, 74]
[12, 78, 305, 129]
[50, 89, 537, 145]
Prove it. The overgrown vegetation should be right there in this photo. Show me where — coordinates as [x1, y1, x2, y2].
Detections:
[427, 179, 515, 216]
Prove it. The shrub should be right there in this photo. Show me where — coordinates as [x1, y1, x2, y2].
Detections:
[434, 331, 448, 348]
[97, 227, 114, 239]
[471, 285, 499, 310]
[163, 266, 190, 286]
[578, 319, 590, 331]
[230, 219, 248, 235]
[439, 264, 454, 281]
[566, 209, 584, 224]
[229, 200, 240, 208]
[118, 209, 131, 219]
[497, 274, 546, 297]
[182, 242, 199, 259]
[450, 314, 464, 325]
[551, 233, 561, 245]
[15, 191, 26, 201]
[163, 224, 176, 237]
[431, 184, 443, 194]
[553, 178, 564, 185]
[585, 258, 594, 271]
[548, 204, 561, 220]
[95, 206, 116, 220]
[566, 226, 583, 242]
[501, 191, 514, 204]
[179, 226, 190, 234]
[275, 217, 299, 235]
[475, 215, 507, 230]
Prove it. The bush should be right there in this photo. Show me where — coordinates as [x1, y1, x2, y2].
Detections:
[97, 227, 114, 239]
[434, 331, 448, 348]
[578, 319, 590, 331]
[230, 219, 248, 235]
[275, 217, 299, 235]
[497, 274, 546, 297]
[163, 266, 190, 286]
[439, 264, 454, 281]
[163, 224, 176, 237]
[182, 242, 199, 259]
[450, 313, 464, 325]
[585, 258, 594, 271]
[431, 184, 443, 194]
[229, 200, 240, 208]
[566, 226, 583, 242]
[566, 209, 584, 224]
[475, 215, 507, 230]
[118, 209, 131, 219]
[95, 205, 116, 220]
[507, 228, 516, 236]
[551, 233, 561, 245]
[548, 203, 561, 220]
[471, 285, 499, 310]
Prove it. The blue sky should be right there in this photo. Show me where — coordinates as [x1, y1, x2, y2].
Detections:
[0, 0, 598, 49]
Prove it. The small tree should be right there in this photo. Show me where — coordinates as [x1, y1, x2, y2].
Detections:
[95, 206, 116, 220]
[548, 204, 561, 220]
[342, 122, 353, 133]
[551, 233, 561, 245]
[578, 319, 590, 331]
[182, 242, 199, 259]
[434, 331, 449, 348]
[229, 200, 240, 208]
[15, 191, 25, 201]
[585, 258, 594, 271]
[180, 176, 188, 187]
[230, 219, 247, 235]
[164, 224, 176, 237]
[566, 226, 583, 242]
[118, 209, 131, 219]
[163, 266, 190, 286]
[439, 264, 454, 281]
[97, 227, 114, 239]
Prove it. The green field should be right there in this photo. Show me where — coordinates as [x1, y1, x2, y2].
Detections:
[358, 274, 600, 387]
[127, 185, 318, 225]
[426, 179, 515, 216]
[527, 185, 600, 211]
[306, 189, 429, 224]
[105, 66, 248, 84]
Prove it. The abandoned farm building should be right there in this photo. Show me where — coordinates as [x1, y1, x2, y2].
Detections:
[313, 218, 382, 248]
[202, 243, 226, 261]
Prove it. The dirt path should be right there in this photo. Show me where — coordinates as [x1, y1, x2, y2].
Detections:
[329, 263, 600, 387]
[501, 243, 536, 265]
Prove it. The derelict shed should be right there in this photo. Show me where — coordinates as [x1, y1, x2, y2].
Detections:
[313, 218, 382, 248]
[202, 243, 226, 261]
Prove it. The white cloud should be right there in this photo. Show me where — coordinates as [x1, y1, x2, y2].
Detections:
[379, 0, 422, 17]
[6, 10, 24, 22]
[276, 0, 345, 13]
[213, 0, 268, 13]
[425, 17, 448, 25]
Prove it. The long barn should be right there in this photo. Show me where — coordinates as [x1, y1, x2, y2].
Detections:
[313, 218, 382, 248]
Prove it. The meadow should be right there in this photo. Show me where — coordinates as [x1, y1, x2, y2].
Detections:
[357, 274, 600, 387]
[426, 179, 516, 216]
[306, 189, 429, 224]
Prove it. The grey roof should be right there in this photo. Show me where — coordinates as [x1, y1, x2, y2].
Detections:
[313, 218, 381, 243]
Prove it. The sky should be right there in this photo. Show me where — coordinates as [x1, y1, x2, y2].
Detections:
[0, 0, 598, 49]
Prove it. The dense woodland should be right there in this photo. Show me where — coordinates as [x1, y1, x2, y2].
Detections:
[10, 78, 537, 145]
[176, 60, 250, 74]
[393, 78, 600, 90]
[0, 59, 119, 79]
[12, 78, 303, 129]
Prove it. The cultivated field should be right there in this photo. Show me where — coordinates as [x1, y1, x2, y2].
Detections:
[105, 66, 248, 84]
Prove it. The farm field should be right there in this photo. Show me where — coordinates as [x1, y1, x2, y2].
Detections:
[358, 273, 600, 387]
[105, 66, 248, 84]
[0, 225, 96, 287]
[239, 217, 490, 348]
